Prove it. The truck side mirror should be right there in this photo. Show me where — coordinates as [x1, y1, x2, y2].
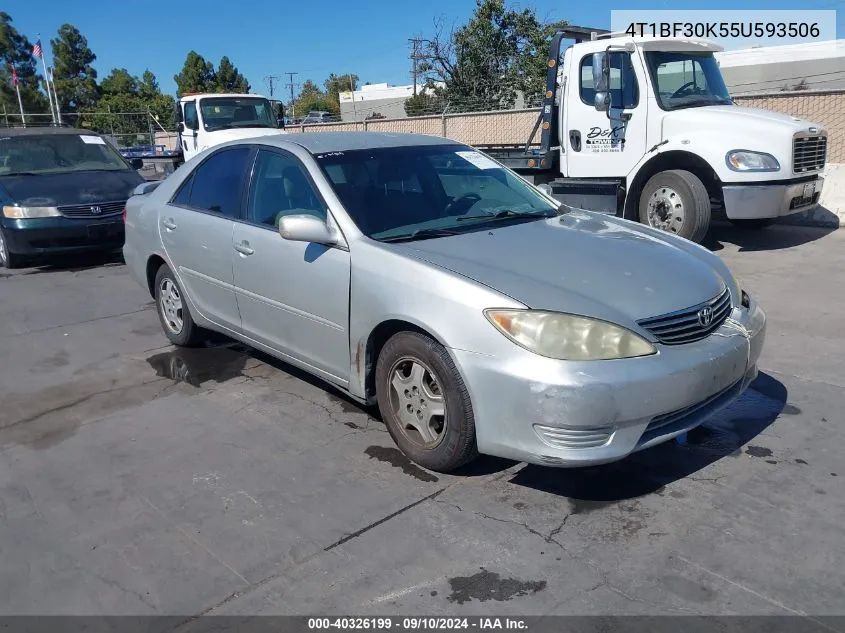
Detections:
[592, 53, 609, 93]
[176, 122, 185, 134]
[594, 92, 610, 112]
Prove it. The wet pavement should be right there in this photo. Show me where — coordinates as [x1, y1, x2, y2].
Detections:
[0, 225, 843, 617]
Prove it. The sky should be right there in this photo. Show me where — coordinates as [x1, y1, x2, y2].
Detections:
[6, 0, 844, 99]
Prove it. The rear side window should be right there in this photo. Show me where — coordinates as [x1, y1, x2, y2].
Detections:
[171, 173, 194, 206]
[185, 147, 251, 218]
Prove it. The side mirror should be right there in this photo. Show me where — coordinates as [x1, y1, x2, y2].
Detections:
[594, 91, 610, 113]
[592, 52, 609, 93]
[176, 122, 185, 134]
[131, 181, 162, 196]
[278, 214, 340, 246]
[535, 183, 553, 196]
[129, 158, 144, 170]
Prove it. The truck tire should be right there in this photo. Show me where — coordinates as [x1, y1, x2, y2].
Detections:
[728, 218, 776, 230]
[639, 170, 711, 243]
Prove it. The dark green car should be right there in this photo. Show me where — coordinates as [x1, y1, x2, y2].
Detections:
[0, 127, 144, 268]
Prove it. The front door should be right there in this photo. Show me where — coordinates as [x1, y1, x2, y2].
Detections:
[232, 148, 351, 384]
[180, 100, 200, 161]
[160, 146, 253, 332]
[564, 48, 648, 178]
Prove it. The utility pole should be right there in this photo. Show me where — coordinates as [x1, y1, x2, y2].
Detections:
[408, 38, 424, 95]
[264, 74, 282, 97]
[285, 71, 299, 117]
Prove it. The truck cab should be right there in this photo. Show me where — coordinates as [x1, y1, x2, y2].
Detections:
[176, 93, 286, 163]
[491, 30, 827, 243]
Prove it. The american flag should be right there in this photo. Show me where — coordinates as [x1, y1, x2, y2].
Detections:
[32, 39, 42, 59]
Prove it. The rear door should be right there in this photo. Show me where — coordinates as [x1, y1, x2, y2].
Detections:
[160, 146, 253, 332]
[232, 148, 351, 384]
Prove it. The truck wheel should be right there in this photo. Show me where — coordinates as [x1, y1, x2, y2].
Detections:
[639, 170, 711, 243]
[375, 331, 478, 473]
[728, 218, 776, 230]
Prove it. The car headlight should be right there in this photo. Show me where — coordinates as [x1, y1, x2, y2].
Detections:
[2, 205, 61, 219]
[725, 150, 780, 172]
[484, 309, 656, 361]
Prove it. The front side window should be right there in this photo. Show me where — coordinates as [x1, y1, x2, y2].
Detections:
[0, 134, 130, 176]
[183, 101, 198, 130]
[247, 150, 327, 228]
[645, 51, 732, 110]
[186, 147, 251, 218]
[199, 97, 278, 132]
[580, 53, 639, 109]
[316, 145, 558, 241]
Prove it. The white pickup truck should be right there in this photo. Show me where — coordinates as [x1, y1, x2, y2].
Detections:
[484, 27, 827, 243]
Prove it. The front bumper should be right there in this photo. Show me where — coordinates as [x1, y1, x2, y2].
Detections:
[722, 176, 824, 220]
[451, 300, 766, 467]
[1, 216, 125, 256]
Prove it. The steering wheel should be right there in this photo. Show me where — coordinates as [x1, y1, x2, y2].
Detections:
[670, 81, 699, 98]
[444, 192, 481, 215]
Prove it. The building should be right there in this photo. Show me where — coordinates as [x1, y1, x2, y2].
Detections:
[716, 39, 845, 96]
[339, 83, 442, 122]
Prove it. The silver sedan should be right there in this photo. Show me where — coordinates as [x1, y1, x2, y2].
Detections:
[124, 132, 766, 472]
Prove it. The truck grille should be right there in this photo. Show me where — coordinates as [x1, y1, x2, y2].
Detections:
[58, 200, 125, 219]
[637, 287, 732, 345]
[793, 135, 827, 174]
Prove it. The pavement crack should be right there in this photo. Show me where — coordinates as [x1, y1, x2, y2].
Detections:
[5, 306, 153, 339]
[474, 511, 569, 550]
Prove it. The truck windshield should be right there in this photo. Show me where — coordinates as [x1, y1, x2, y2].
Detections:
[315, 145, 559, 242]
[0, 133, 130, 176]
[199, 97, 278, 131]
[644, 51, 732, 111]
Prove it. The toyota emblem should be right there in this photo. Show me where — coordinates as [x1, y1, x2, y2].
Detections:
[697, 306, 714, 327]
[90, 205, 102, 215]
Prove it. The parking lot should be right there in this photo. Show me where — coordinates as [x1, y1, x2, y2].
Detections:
[0, 223, 843, 618]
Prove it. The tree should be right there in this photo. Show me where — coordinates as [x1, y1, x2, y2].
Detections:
[417, 0, 565, 111]
[324, 72, 358, 112]
[100, 68, 138, 96]
[51, 23, 99, 111]
[404, 86, 447, 116]
[215, 56, 249, 93]
[0, 11, 48, 117]
[365, 111, 386, 120]
[292, 79, 333, 116]
[139, 70, 160, 100]
[174, 51, 216, 95]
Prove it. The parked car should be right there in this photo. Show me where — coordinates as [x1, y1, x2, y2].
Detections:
[301, 111, 337, 124]
[124, 132, 766, 472]
[0, 127, 145, 268]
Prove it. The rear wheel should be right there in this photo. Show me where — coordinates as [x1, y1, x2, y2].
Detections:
[728, 218, 776, 230]
[639, 169, 711, 243]
[154, 264, 203, 347]
[0, 228, 25, 269]
[375, 331, 478, 472]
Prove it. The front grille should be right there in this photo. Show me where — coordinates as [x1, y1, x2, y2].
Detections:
[58, 200, 125, 218]
[533, 424, 613, 449]
[793, 135, 827, 174]
[644, 380, 742, 436]
[637, 287, 732, 345]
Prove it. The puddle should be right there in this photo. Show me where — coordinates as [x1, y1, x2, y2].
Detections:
[364, 446, 439, 483]
[146, 346, 250, 387]
[447, 568, 546, 604]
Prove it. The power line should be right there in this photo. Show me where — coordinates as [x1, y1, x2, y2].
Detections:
[285, 71, 299, 116]
[408, 38, 425, 95]
[263, 75, 282, 97]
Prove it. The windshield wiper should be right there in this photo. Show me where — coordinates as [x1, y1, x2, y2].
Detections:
[456, 209, 554, 222]
[379, 228, 463, 243]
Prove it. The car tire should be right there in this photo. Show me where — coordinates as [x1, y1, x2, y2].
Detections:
[0, 227, 26, 269]
[375, 331, 478, 473]
[639, 170, 711, 243]
[728, 218, 776, 230]
[154, 264, 203, 347]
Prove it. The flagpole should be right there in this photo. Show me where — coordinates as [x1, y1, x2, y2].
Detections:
[36, 34, 56, 124]
[48, 67, 61, 125]
[15, 81, 26, 127]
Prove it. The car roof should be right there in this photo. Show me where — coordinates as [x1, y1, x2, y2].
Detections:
[0, 126, 102, 138]
[268, 132, 461, 154]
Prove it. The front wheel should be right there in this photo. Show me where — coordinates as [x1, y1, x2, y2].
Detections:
[375, 331, 478, 473]
[639, 169, 711, 243]
[0, 227, 26, 269]
[728, 218, 776, 230]
[154, 264, 203, 347]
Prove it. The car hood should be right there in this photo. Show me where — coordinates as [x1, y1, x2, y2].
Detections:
[0, 169, 144, 206]
[389, 211, 726, 324]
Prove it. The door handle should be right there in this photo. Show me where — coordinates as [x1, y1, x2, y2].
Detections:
[234, 241, 254, 256]
[162, 218, 177, 230]
[569, 130, 581, 152]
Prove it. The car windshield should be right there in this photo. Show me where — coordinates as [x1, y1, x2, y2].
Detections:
[645, 51, 732, 111]
[0, 133, 130, 176]
[315, 144, 560, 241]
[200, 97, 278, 131]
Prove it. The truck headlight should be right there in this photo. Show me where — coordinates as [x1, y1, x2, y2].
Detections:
[726, 151, 780, 172]
[2, 205, 61, 219]
[484, 309, 656, 361]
